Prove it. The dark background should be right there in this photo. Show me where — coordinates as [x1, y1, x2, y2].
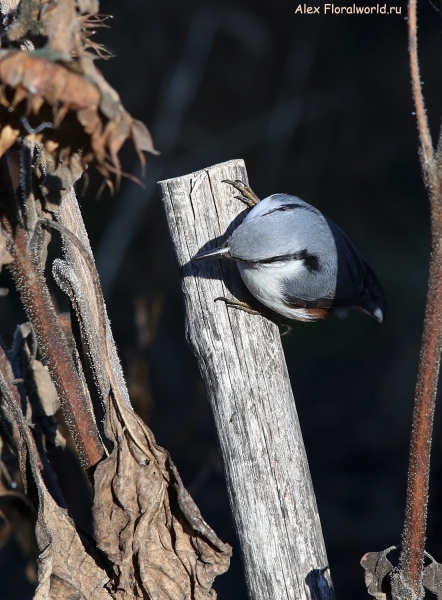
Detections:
[1, 0, 442, 598]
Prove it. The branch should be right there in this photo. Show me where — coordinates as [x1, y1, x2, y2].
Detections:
[409, 0, 434, 170]
[394, 1, 442, 596]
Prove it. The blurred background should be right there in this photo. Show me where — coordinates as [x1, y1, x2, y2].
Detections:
[2, 0, 442, 598]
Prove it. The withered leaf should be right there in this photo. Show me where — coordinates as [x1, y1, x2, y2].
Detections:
[31, 357, 65, 449]
[33, 493, 111, 600]
[0, 227, 13, 271]
[0, 123, 20, 156]
[0, 367, 112, 600]
[423, 558, 442, 599]
[0, 0, 20, 16]
[131, 118, 156, 153]
[76, 0, 99, 14]
[361, 547, 396, 600]
[31, 360, 59, 417]
[93, 398, 231, 599]
[0, 50, 158, 179]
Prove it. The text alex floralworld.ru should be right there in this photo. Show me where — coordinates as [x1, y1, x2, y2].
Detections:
[295, 4, 402, 14]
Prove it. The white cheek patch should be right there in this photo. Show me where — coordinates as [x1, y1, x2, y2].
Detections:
[261, 260, 306, 275]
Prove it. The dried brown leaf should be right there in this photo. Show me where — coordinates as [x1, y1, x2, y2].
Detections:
[76, 0, 99, 14]
[0, 0, 20, 16]
[31, 360, 59, 417]
[93, 399, 231, 599]
[33, 492, 111, 600]
[0, 227, 13, 271]
[0, 50, 158, 179]
[131, 118, 158, 154]
[0, 124, 19, 156]
[0, 367, 112, 600]
[40, 0, 79, 60]
[0, 51, 101, 109]
[361, 547, 396, 600]
[422, 558, 442, 599]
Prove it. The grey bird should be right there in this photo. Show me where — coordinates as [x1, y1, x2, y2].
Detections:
[193, 180, 385, 328]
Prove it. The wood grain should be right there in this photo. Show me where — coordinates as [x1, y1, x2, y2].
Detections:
[159, 159, 335, 600]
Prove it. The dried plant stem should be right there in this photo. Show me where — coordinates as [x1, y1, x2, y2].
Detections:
[399, 0, 442, 595]
[7, 224, 105, 470]
[0, 155, 104, 471]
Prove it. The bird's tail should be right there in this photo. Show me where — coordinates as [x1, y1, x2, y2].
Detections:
[192, 246, 230, 261]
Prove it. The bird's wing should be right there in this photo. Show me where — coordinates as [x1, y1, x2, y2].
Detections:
[283, 220, 383, 309]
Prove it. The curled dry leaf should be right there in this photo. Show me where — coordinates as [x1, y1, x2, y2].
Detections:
[31, 359, 60, 417]
[93, 398, 232, 599]
[0, 50, 158, 178]
[361, 547, 396, 600]
[422, 559, 442, 599]
[33, 494, 111, 600]
[0, 227, 13, 271]
[361, 546, 439, 600]
[0, 367, 112, 600]
[0, 0, 20, 16]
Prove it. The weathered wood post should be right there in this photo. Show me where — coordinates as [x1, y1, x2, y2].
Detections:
[159, 159, 335, 600]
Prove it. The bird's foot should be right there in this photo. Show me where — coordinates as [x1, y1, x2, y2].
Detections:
[215, 296, 262, 316]
[222, 179, 260, 208]
[215, 296, 292, 336]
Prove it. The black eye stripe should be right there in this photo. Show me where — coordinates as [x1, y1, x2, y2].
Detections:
[245, 249, 321, 271]
[260, 203, 316, 216]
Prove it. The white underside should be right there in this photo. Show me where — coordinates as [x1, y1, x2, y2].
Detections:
[237, 261, 328, 322]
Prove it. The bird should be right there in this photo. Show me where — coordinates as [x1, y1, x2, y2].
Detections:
[193, 180, 385, 331]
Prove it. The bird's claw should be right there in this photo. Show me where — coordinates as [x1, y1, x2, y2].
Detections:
[222, 179, 261, 208]
[214, 296, 261, 315]
[215, 296, 292, 336]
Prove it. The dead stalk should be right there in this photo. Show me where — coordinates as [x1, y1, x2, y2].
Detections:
[8, 227, 105, 469]
[0, 158, 105, 472]
[399, 0, 442, 594]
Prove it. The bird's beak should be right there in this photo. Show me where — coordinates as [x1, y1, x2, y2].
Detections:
[192, 246, 230, 261]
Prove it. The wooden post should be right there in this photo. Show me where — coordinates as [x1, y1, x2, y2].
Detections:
[159, 159, 335, 600]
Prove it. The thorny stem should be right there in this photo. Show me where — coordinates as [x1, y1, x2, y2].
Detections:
[408, 0, 434, 167]
[399, 0, 442, 595]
